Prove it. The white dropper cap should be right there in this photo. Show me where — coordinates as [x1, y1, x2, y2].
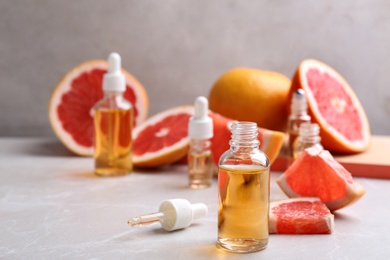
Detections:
[188, 96, 213, 139]
[103, 52, 126, 92]
[158, 199, 208, 231]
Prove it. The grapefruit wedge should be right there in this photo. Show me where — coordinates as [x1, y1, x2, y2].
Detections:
[277, 146, 366, 211]
[269, 197, 334, 234]
[289, 59, 370, 153]
[132, 107, 285, 168]
[49, 60, 148, 156]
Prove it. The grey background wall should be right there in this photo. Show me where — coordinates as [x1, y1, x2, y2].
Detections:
[1, 0, 389, 136]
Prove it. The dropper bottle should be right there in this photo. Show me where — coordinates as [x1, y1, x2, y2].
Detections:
[287, 89, 311, 167]
[93, 52, 133, 176]
[188, 96, 214, 189]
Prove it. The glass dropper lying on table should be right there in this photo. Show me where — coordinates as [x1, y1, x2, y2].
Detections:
[127, 199, 208, 231]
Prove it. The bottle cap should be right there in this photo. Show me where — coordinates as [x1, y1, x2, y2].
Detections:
[103, 52, 126, 92]
[291, 89, 308, 113]
[159, 199, 208, 231]
[188, 96, 213, 139]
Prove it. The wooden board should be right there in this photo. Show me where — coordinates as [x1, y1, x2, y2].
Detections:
[271, 135, 390, 179]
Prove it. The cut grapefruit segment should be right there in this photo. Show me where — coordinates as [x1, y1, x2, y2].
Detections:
[277, 146, 366, 211]
[269, 197, 334, 234]
[49, 60, 148, 156]
[209, 112, 285, 166]
[289, 59, 370, 154]
[133, 106, 193, 168]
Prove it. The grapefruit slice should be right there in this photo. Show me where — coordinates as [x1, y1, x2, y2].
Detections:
[289, 59, 370, 153]
[49, 60, 148, 156]
[269, 197, 334, 234]
[133, 106, 193, 168]
[210, 112, 285, 166]
[277, 146, 366, 211]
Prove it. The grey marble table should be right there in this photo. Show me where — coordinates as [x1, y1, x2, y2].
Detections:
[1, 138, 389, 259]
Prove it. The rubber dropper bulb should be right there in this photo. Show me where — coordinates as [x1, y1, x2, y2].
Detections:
[127, 199, 208, 231]
[103, 52, 126, 92]
[188, 96, 213, 139]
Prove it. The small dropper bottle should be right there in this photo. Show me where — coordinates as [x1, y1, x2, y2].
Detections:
[287, 89, 311, 166]
[293, 122, 324, 159]
[93, 53, 133, 176]
[188, 96, 214, 189]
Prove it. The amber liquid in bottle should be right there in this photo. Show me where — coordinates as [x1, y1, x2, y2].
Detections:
[218, 164, 269, 252]
[94, 108, 133, 176]
[188, 139, 213, 189]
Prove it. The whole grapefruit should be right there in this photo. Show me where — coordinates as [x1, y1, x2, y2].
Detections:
[288, 59, 370, 153]
[208, 68, 291, 132]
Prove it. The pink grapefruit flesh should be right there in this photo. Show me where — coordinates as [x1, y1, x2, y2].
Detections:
[269, 197, 334, 234]
[133, 106, 193, 168]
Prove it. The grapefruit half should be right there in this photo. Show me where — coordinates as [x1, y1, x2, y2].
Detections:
[269, 197, 334, 234]
[132, 107, 285, 168]
[133, 106, 193, 168]
[289, 59, 370, 153]
[277, 146, 366, 211]
[49, 60, 148, 156]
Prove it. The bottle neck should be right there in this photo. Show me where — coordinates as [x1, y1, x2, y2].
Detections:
[298, 135, 321, 144]
[104, 91, 124, 98]
[298, 123, 321, 144]
[190, 138, 211, 152]
[229, 122, 259, 151]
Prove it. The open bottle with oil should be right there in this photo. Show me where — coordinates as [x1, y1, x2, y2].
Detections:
[217, 121, 270, 253]
[93, 52, 133, 176]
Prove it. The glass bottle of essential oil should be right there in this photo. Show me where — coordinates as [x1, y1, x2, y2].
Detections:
[218, 121, 270, 253]
[93, 52, 133, 176]
[293, 122, 324, 159]
[287, 89, 311, 167]
[188, 96, 214, 189]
